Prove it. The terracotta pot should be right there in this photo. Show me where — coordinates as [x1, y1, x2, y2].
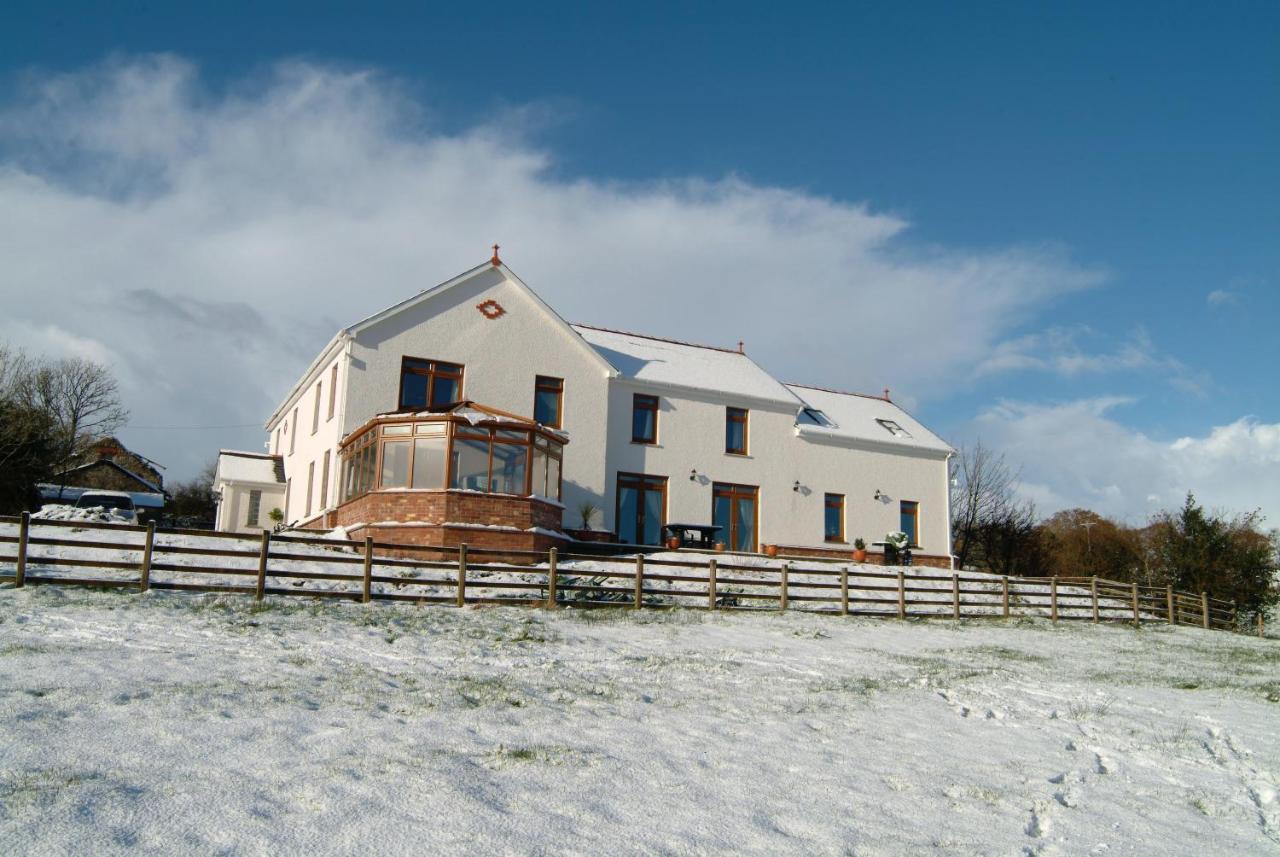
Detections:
[666, 537, 681, 550]
[764, 544, 779, 558]
[853, 548, 867, 563]
[714, 542, 726, 553]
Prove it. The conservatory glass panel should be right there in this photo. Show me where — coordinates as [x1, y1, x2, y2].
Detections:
[450, 438, 490, 491]
[412, 437, 446, 488]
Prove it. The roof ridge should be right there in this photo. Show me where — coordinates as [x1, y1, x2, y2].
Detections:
[786, 382, 891, 402]
[573, 323, 744, 355]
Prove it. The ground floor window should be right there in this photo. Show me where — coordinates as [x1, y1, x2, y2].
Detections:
[712, 482, 758, 552]
[616, 472, 666, 545]
[824, 493, 844, 542]
[900, 500, 920, 547]
[246, 489, 261, 527]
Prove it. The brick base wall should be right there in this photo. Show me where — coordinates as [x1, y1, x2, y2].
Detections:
[775, 544, 953, 569]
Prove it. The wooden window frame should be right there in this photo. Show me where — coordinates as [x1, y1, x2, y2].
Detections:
[615, 472, 668, 545]
[305, 461, 315, 518]
[631, 393, 659, 444]
[289, 408, 298, 454]
[327, 364, 338, 422]
[900, 500, 920, 548]
[246, 489, 261, 527]
[320, 450, 331, 511]
[533, 375, 564, 429]
[284, 478, 291, 521]
[824, 493, 845, 543]
[312, 381, 322, 435]
[712, 482, 759, 553]
[725, 407, 749, 455]
[398, 357, 464, 412]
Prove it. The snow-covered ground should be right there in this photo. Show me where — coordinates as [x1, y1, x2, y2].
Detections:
[1, 585, 1276, 855]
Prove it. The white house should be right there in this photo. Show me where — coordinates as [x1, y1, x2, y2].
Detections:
[213, 450, 287, 534]
[259, 255, 955, 565]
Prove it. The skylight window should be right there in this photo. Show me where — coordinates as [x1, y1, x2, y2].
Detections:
[797, 408, 835, 428]
[876, 418, 912, 438]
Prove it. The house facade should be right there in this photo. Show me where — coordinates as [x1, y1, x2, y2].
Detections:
[213, 450, 287, 534]
[261, 258, 955, 566]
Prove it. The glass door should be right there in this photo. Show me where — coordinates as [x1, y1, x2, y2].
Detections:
[616, 473, 667, 545]
[712, 482, 758, 552]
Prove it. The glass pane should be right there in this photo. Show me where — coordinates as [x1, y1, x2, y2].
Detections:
[495, 430, 527, 441]
[735, 496, 755, 552]
[491, 442, 528, 495]
[360, 445, 376, 494]
[400, 373, 428, 409]
[450, 438, 490, 491]
[712, 494, 731, 546]
[726, 419, 745, 453]
[430, 376, 460, 407]
[547, 456, 560, 500]
[415, 422, 447, 436]
[530, 448, 548, 497]
[412, 437, 446, 488]
[633, 407, 654, 441]
[825, 503, 842, 540]
[617, 487, 638, 543]
[642, 489, 664, 546]
[381, 440, 410, 488]
[901, 504, 917, 544]
[383, 424, 412, 436]
[534, 389, 560, 425]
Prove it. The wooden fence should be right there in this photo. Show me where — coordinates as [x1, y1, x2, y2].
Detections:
[0, 513, 1259, 636]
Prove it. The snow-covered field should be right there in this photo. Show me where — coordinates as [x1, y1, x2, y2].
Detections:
[1, 584, 1276, 855]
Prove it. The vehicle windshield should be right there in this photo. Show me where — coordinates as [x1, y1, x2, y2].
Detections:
[76, 494, 135, 511]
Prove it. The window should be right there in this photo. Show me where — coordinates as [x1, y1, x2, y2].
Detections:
[798, 407, 835, 428]
[381, 440, 411, 488]
[289, 408, 299, 453]
[284, 478, 291, 521]
[533, 376, 564, 428]
[876, 418, 912, 439]
[246, 489, 261, 527]
[900, 500, 920, 547]
[320, 451, 330, 509]
[399, 357, 463, 411]
[712, 482, 758, 552]
[274, 429, 280, 455]
[312, 381, 322, 434]
[327, 364, 338, 421]
[824, 493, 845, 542]
[725, 407, 749, 455]
[616, 473, 667, 545]
[632, 394, 658, 444]
[305, 461, 315, 517]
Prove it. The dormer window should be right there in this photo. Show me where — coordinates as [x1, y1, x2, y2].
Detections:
[876, 418, 912, 439]
[399, 357, 463, 411]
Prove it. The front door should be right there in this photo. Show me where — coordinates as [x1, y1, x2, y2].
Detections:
[712, 482, 758, 552]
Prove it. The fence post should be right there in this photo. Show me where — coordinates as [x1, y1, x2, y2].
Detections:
[1050, 576, 1058, 622]
[708, 558, 717, 611]
[1001, 576, 1010, 619]
[1091, 577, 1099, 623]
[633, 555, 644, 610]
[456, 543, 468, 608]
[840, 568, 849, 616]
[1131, 582, 1140, 626]
[897, 570, 906, 619]
[1166, 586, 1174, 625]
[255, 530, 270, 601]
[780, 563, 789, 611]
[15, 511, 30, 587]
[546, 547, 558, 609]
[1201, 592, 1209, 629]
[139, 522, 156, 593]
[951, 573, 960, 620]
[361, 537, 373, 603]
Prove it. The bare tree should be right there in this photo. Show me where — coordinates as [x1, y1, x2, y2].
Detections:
[25, 355, 128, 462]
[951, 440, 1021, 570]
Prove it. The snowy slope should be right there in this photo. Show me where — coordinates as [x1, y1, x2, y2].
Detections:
[0, 585, 1277, 856]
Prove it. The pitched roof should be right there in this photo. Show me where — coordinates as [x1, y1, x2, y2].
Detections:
[785, 384, 953, 455]
[216, 450, 286, 485]
[572, 325, 803, 407]
[53, 459, 164, 494]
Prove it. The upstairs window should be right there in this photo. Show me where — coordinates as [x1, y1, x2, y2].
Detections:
[327, 364, 338, 421]
[798, 407, 835, 428]
[632, 394, 658, 444]
[824, 493, 844, 542]
[725, 407, 749, 455]
[399, 358, 463, 411]
[533, 376, 564, 428]
[900, 500, 920, 547]
[876, 418, 912, 439]
[312, 381, 322, 434]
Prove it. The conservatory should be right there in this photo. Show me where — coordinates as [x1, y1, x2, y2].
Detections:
[331, 402, 568, 554]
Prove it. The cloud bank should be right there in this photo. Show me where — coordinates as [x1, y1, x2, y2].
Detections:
[1, 55, 1101, 480]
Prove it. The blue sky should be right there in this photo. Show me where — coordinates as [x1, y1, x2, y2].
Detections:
[1, 2, 1276, 521]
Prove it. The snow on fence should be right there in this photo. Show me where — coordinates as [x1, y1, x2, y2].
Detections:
[0, 513, 1253, 635]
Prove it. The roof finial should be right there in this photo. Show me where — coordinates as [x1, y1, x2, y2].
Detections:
[491, 243, 501, 266]
[737, 340, 744, 354]
[883, 387, 891, 401]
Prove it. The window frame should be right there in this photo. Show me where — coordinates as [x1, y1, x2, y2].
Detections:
[615, 472, 668, 546]
[533, 375, 565, 429]
[631, 393, 659, 444]
[327, 364, 338, 421]
[305, 460, 315, 518]
[320, 450, 331, 510]
[289, 408, 298, 454]
[725, 407, 749, 455]
[312, 381, 322, 435]
[711, 481, 759, 553]
[900, 500, 920, 548]
[246, 489, 261, 527]
[398, 356, 465, 412]
[824, 493, 845, 543]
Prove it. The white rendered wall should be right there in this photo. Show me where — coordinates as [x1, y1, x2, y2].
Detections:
[268, 353, 347, 526]
[216, 481, 286, 534]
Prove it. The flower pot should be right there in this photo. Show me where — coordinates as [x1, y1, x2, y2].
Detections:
[764, 544, 779, 558]
[853, 549, 867, 563]
[714, 542, 726, 553]
[666, 537, 681, 550]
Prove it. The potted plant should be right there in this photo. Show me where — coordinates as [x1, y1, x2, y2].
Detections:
[764, 544, 779, 558]
[268, 508, 284, 524]
[852, 538, 867, 563]
[714, 541, 726, 553]
[884, 530, 909, 566]
[577, 502, 599, 531]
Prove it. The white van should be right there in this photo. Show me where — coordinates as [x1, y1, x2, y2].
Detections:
[74, 490, 139, 524]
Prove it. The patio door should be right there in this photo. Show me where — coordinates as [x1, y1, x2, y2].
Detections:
[712, 482, 758, 553]
[616, 473, 667, 545]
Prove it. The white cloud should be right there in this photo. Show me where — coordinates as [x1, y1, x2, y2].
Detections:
[1206, 289, 1239, 307]
[972, 397, 1280, 524]
[0, 56, 1103, 479]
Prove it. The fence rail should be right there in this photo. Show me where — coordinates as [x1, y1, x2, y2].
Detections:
[0, 514, 1260, 636]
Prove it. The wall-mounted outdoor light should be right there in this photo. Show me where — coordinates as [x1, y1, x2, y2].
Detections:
[793, 480, 801, 492]
[690, 468, 699, 482]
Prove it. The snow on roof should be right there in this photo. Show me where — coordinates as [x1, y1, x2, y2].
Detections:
[785, 384, 954, 455]
[216, 450, 286, 485]
[573, 325, 802, 407]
